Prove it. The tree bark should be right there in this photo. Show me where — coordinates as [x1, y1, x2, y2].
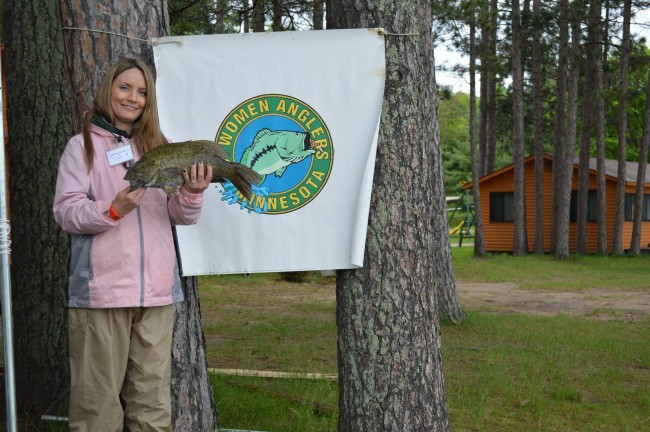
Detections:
[576, 0, 597, 255]
[242, 0, 250, 33]
[253, 0, 266, 32]
[556, 0, 583, 258]
[478, 0, 489, 177]
[554, 1, 581, 259]
[313, 0, 324, 30]
[59, 0, 168, 134]
[5, 1, 216, 428]
[611, 0, 631, 255]
[272, 0, 283, 31]
[485, 0, 498, 176]
[551, 0, 569, 257]
[596, 0, 608, 255]
[531, 0, 545, 254]
[171, 277, 218, 430]
[4, 1, 72, 417]
[328, 1, 451, 430]
[630, 71, 650, 254]
[511, 0, 528, 255]
[469, 4, 485, 257]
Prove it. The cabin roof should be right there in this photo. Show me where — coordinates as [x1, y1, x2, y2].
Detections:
[463, 152, 650, 189]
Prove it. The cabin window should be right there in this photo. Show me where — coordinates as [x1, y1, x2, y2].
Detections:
[570, 190, 597, 222]
[624, 194, 650, 221]
[490, 192, 513, 222]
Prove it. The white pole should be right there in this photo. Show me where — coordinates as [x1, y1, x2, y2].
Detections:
[0, 51, 18, 432]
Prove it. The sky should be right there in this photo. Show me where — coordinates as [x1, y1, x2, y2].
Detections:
[433, 8, 650, 94]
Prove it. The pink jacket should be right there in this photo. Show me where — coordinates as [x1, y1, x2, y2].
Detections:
[53, 124, 203, 308]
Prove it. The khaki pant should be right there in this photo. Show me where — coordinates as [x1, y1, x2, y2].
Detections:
[68, 305, 174, 432]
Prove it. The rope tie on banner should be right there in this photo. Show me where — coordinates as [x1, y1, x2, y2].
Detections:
[0, 219, 10, 255]
[376, 28, 419, 36]
[60, 27, 184, 46]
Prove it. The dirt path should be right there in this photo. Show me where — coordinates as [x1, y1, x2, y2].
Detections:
[456, 281, 650, 322]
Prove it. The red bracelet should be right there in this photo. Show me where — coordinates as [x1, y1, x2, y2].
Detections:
[109, 203, 123, 221]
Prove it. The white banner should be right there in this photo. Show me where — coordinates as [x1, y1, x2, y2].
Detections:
[152, 29, 385, 275]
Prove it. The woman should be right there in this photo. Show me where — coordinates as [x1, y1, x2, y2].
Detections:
[53, 58, 212, 431]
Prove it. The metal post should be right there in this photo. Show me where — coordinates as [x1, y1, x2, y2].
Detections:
[0, 52, 18, 432]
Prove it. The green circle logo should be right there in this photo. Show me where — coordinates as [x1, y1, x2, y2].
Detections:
[215, 94, 334, 215]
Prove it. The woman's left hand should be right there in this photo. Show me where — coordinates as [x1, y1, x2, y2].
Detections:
[182, 161, 213, 194]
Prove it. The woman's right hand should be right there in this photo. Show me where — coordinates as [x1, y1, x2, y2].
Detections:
[111, 185, 147, 218]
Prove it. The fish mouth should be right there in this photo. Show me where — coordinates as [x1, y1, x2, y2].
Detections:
[307, 134, 324, 153]
[303, 133, 312, 151]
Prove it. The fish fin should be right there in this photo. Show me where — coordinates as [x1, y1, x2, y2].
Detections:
[240, 147, 252, 166]
[254, 128, 271, 139]
[275, 166, 287, 177]
[210, 144, 230, 161]
[229, 164, 263, 200]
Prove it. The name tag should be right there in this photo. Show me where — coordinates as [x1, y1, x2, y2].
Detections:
[106, 145, 134, 167]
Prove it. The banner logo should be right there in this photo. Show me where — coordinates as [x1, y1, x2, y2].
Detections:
[216, 94, 333, 214]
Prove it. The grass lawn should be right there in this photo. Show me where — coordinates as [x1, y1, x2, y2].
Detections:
[27, 250, 650, 431]
[205, 251, 650, 432]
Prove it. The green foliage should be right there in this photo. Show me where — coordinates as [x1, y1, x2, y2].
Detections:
[168, 0, 319, 35]
[168, 0, 242, 35]
[439, 92, 472, 195]
[604, 41, 650, 161]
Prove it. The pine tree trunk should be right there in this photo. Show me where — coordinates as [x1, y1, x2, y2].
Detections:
[469, 9, 485, 257]
[59, 0, 168, 133]
[532, 0, 545, 254]
[4, 1, 72, 417]
[511, 0, 528, 255]
[253, 0, 265, 32]
[328, 2, 451, 430]
[556, 2, 581, 259]
[552, 0, 570, 258]
[272, 0, 283, 30]
[5, 1, 216, 428]
[478, 1, 489, 177]
[313, 0, 324, 30]
[630, 72, 650, 254]
[242, 0, 250, 33]
[596, 0, 608, 255]
[577, 0, 600, 254]
[485, 0, 498, 175]
[171, 277, 218, 430]
[612, 0, 631, 255]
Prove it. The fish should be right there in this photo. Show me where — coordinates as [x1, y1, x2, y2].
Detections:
[124, 140, 262, 200]
[239, 129, 317, 184]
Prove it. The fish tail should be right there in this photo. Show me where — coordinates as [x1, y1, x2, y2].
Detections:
[230, 165, 263, 200]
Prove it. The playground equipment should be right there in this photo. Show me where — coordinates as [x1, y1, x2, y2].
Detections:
[447, 189, 475, 246]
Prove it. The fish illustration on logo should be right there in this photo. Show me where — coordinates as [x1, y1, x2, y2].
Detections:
[215, 94, 334, 215]
[240, 129, 318, 185]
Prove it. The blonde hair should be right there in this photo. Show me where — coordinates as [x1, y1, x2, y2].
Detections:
[82, 58, 166, 171]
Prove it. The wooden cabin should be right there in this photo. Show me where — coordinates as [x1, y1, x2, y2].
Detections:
[463, 153, 650, 253]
